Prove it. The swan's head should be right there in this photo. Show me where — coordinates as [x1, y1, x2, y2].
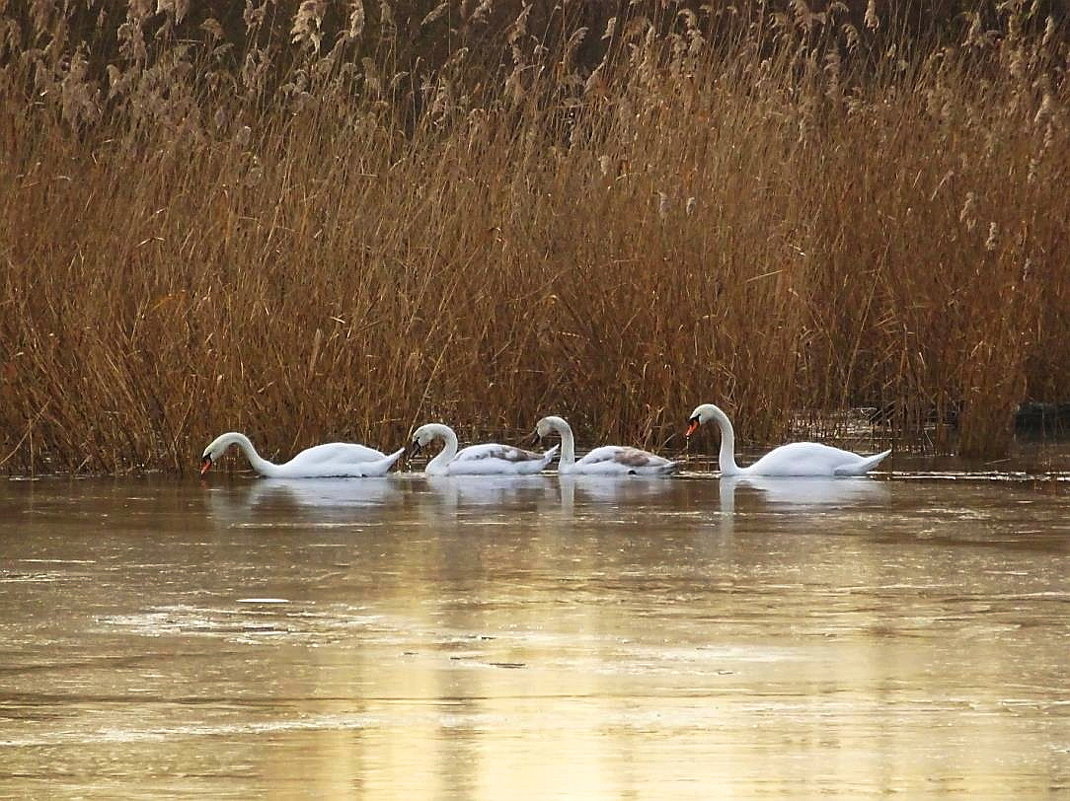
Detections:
[534, 416, 561, 441]
[408, 424, 441, 457]
[685, 404, 715, 437]
[200, 435, 230, 475]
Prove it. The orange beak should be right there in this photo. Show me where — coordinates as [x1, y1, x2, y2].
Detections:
[685, 419, 700, 437]
[200, 456, 213, 476]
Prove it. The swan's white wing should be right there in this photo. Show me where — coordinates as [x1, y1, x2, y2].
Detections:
[573, 446, 678, 475]
[453, 444, 548, 463]
[578, 446, 674, 467]
[747, 442, 885, 477]
[833, 449, 891, 476]
[352, 448, 406, 477]
[284, 442, 387, 466]
[447, 443, 556, 475]
[277, 442, 391, 477]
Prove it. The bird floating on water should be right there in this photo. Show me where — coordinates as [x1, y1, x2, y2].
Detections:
[200, 432, 403, 478]
[685, 403, 890, 477]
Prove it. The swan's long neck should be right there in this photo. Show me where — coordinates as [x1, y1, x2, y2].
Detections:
[424, 425, 459, 473]
[701, 405, 742, 476]
[547, 417, 576, 467]
[225, 433, 281, 477]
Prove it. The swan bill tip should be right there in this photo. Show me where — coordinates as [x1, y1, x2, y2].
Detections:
[685, 418, 700, 437]
[200, 456, 213, 476]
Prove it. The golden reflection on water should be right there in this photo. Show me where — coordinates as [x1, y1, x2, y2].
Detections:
[0, 473, 1067, 799]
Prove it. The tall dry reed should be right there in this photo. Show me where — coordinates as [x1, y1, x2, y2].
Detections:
[1, 1, 1068, 473]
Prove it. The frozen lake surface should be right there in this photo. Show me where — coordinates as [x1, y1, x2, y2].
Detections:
[1, 464, 1067, 799]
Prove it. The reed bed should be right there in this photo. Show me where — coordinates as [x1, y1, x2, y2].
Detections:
[1, 1, 1068, 474]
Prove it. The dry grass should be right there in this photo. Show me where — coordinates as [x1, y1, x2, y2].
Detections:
[1, 1, 1068, 474]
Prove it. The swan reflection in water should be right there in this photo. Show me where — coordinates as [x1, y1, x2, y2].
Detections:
[205, 477, 403, 525]
[718, 474, 891, 514]
[247, 477, 401, 509]
[202, 472, 891, 531]
[557, 474, 680, 508]
[421, 474, 555, 511]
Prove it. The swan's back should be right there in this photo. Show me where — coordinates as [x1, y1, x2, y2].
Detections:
[448, 443, 558, 475]
[276, 442, 393, 477]
[746, 442, 888, 477]
[353, 448, 406, 477]
[284, 442, 387, 468]
[832, 448, 892, 476]
[572, 446, 679, 476]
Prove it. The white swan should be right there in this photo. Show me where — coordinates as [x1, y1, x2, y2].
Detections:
[535, 415, 679, 476]
[685, 403, 891, 477]
[410, 423, 559, 476]
[200, 432, 404, 478]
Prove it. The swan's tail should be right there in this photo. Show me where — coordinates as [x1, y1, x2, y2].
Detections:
[358, 448, 405, 477]
[542, 444, 560, 463]
[834, 448, 891, 476]
[656, 460, 681, 475]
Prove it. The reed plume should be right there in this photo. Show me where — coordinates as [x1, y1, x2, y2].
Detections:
[1, 1, 1067, 473]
